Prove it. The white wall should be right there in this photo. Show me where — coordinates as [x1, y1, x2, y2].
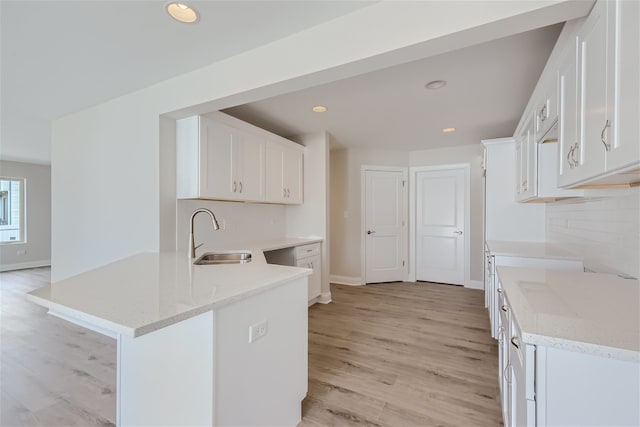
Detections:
[286, 133, 331, 300]
[410, 144, 486, 282]
[51, 2, 588, 281]
[0, 161, 51, 271]
[546, 188, 640, 278]
[329, 148, 409, 282]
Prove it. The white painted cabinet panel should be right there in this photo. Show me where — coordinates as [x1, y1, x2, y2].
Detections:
[605, 0, 640, 172]
[266, 141, 303, 205]
[296, 254, 321, 302]
[177, 112, 304, 204]
[558, 0, 640, 188]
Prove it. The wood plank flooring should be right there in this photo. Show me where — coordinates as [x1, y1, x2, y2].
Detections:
[300, 283, 502, 427]
[1, 268, 501, 426]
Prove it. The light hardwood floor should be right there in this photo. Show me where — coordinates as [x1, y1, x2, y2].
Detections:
[1, 268, 501, 426]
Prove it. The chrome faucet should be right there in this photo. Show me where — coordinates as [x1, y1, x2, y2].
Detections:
[189, 208, 220, 259]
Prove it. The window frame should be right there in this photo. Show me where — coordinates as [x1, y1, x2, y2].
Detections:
[0, 176, 26, 244]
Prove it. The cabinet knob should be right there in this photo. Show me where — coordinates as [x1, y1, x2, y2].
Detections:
[367, 230, 376, 235]
[510, 337, 520, 349]
[453, 230, 463, 235]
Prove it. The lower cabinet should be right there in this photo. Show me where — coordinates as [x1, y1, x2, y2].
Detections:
[499, 280, 640, 427]
[295, 243, 321, 303]
[264, 242, 322, 305]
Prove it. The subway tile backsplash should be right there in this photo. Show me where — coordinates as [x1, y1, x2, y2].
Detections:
[546, 187, 640, 278]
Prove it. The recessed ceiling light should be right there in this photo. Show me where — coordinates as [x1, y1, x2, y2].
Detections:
[166, 2, 199, 23]
[442, 127, 456, 133]
[312, 105, 328, 113]
[425, 80, 447, 90]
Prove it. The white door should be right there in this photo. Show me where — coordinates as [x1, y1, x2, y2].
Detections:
[415, 168, 466, 285]
[364, 169, 406, 284]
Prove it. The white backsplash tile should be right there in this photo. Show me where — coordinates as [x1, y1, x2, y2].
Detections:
[177, 200, 287, 253]
[546, 188, 640, 278]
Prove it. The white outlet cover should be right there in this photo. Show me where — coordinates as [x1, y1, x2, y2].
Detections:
[249, 320, 268, 343]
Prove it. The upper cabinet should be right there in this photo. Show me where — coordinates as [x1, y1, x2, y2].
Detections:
[176, 112, 303, 205]
[514, 113, 536, 201]
[266, 140, 303, 205]
[558, 0, 640, 188]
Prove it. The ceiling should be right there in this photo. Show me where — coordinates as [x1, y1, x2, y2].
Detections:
[0, 0, 373, 164]
[224, 23, 562, 151]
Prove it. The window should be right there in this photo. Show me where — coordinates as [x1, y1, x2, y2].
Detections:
[0, 178, 25, 244]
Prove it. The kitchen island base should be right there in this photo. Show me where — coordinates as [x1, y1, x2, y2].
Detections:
[117, 276, 307, 426]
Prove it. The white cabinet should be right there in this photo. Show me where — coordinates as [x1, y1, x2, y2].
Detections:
[266, 140, 303, 205]
[177, 112, 304, 204]
[534, 75, 558, 141]
[264, 242, 322, 304]
[558, 0, 640, 188]
[515, 114, 536, 201]
[295, 243, 321, 302]
[498, 280, 640, 427]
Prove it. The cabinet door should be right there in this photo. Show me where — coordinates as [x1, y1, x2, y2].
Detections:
[606, 0, 640, 171]
[510, 339, 530, 427]
[234, 132, 265, 202]
[201, 117, 235, 200]
[514, 138, 523, 196]
[283, 146, 303, 204]
[577, 0, 608, 180]
[296, 254, 321, 302]
[265, 142, 303, 205]
[557, 39, 582, 188]
[265, 143, 285, 203]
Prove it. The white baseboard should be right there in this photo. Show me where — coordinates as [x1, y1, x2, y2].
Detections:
[329, 275, 363, 286]
[466, 279, 484, 290]
[0, 260, 51, 272]
[317, 291, 332, 304]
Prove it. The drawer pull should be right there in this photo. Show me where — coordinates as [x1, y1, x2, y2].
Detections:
[511, 337, 520, 349]
[601, 119, 611, 151]
[501, 305, 508, 312]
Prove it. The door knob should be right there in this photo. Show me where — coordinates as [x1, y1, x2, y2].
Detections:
[453, 230, 463, 235]
[367, 230, 375, 235]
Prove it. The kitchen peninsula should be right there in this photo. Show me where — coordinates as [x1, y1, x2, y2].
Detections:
[26, 250, 311, 426]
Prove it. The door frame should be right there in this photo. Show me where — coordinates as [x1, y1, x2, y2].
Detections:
[409, 163, 471, 286]
[360, 165, 409, 284]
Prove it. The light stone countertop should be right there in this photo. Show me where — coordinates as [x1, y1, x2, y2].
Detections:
[27, 246, 313, 338]
[497, 266, 640, 362]
[486, 240, 582, 261]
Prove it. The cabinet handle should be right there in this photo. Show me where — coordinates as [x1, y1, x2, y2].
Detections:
[522, 180, 527, 191]
[601, 119, 611, 151]
[233, 181, 237, 192]
[572, 142, 579, 166]
[501, 305, 508, 312]
[310, 262, 314, 269]
[567, 145, 573, 168]
[283, 188, 287, 198]
[540, 103, 547, 122]
[497, 288, 503, 294]
[510, 337, 520, 349]
[453, 230, 463, 235]
[287, 188, 290, 197]
[239, 181, 243, 193]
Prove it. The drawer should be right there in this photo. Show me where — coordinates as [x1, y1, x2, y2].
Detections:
[294, 243, 320, 259]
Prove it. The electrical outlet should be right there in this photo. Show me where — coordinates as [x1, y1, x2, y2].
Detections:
[249, 320, 268, 343]
[16, 249, 26, 256]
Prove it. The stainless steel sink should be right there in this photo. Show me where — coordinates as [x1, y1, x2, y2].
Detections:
[193, 251, 252, 265]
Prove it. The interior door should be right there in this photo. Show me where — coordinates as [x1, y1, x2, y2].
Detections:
[364, 169, 405, 284]
[415, 167, 465, 285]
